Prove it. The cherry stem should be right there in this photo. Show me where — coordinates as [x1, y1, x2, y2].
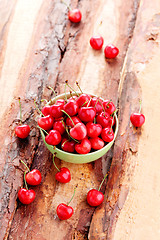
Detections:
[139, 99, 142, 113]
[48, 86, 57, 103]
[98, 172, 109, 192]
[93, 98, 99, 109]
[67, 187, 77, 206]
[65, 80, 79, 97]
[34, 100, 45, 117]
[20, 160, 30, 172]
[76, 81, 83, 94]
[61, 0, 71, 11]
[87, 98, 92, 107]
[81, 100, 89, 107]
[18, 97, 22, 124]
[94, 117, 96, 124]
[70, 90, 73, 98]
[64, 82, 67, 103]
[38, 126, 49, 135]
[61, 139, 69, 148]
[106, 100, 112, 108]
[61, 110, 75, 126]
[52, 153, 60, 172]
[41, 99, 48, 104]
[24, 172, 28, 190]
[98, 99, 106, 116]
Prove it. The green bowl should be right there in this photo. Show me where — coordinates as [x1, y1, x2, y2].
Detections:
[40, 92, 118, 164]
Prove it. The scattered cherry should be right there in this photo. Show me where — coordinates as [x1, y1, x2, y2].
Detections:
[15, 98, 30, 139]
[130, 100, 145, 127]
[18, 188, 35, 204]
[87, 172, 108, 206]
[57, 188, 76, 220]
[68, 9, 82, 23]
[104, 44, 119, 59]
[90, 36, 104, 50]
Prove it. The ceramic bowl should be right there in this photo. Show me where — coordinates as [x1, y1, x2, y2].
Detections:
[40, 92, 118, 164]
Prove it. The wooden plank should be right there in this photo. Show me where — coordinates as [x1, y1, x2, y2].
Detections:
[89, 0, 160, 239]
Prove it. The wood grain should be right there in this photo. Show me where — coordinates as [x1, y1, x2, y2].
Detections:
[0, 0, 159, 239]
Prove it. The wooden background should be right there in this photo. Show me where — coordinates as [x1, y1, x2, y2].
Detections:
[0, 0, 160, 239]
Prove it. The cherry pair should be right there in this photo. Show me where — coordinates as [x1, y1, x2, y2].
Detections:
[90, 36, 119, 59]
[18, 160, 42, 204]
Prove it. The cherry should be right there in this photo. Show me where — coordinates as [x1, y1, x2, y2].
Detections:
[101, 127, 114, 142]
[130, 113, 145, 127]
[56, 99, 65, 106]
[66, 116, 81, 128]
[91, 97, 103, 114]
[61, 138, 75, 153]
[96, 112, 110, 128]
[104, 44, 119, 59]
[15, 125, 30, 139]
[53, 120, 66, 135]
[90, 137, 104, 150]
[76, 93, 91, 107]
[70, 122, 87, 140]
[78, 107, 96, 122]
[41, 105, 51, 116]
[87, 172, 108, 206]
[63, 99, 79, 117]
[50, 103, 64, 119]
[18, 188, 35, 204]
[86, 122, 102, 138]
[20, 160, 42, 186]
[53, 153, 71, 183]
[45, 129, 62, 146]
[90, 36, 104, 50]
[38, 115, 54, 131]
[68, 9, 82, 23]
[15, 97, 30, 139]
[130, 100, 145, 127]
[75, 138, 91, 154]
[108, 116, 116, 128]
[103, 100, 116, 115]
[56, 188, 76, 220]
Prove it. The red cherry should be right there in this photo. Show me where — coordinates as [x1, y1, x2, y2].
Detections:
[130, 113, 145, 127]
[70, 122, 87, 140]
[104, 44, 119, 59]
[68, 9, 82, 23]
[56, 99, 65, 106]
[75, 138, 91, 154]
[76, 93, 91, 107]
[15, 125, 30, 139]
[61, 138, 75, 153]
[78, 107, 96, 122]
[57, 203, 73, 220]
[103, 100, 116, 115]
[50, 103, 64, 119]
[90, 36, 104, 50]
[38, 115, 54, 131]
[96, 112, 110, 128]
[101, 127, 114, 142]
[25, 169, 42, 186]
[90, 137, 104, 150]
[63, 100, 79, 117]
[66, 116, 81, 128]
[87, 189, 104, 206]
[91, 97, 103, 114]
[108, 116, 116, 128]
[45, 130, 61, 145]
[41, 105, 51, 116]
[53, 120, 66, 135]
[55, 167, 71, 183]
[69, 95, 78, 101]
[86, 122, 102, 138]
[18, 188, 35, 204]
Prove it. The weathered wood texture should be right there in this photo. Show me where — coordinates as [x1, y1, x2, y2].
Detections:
[0, 0, 160, 239]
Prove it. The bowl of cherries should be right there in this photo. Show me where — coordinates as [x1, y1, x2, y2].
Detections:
[38, 87, 118, 164]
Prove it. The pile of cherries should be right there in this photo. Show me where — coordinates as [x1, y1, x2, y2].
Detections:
[37, 82, 117, 155]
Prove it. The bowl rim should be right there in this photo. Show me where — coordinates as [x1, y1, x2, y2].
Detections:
[40, 91, 118, 158]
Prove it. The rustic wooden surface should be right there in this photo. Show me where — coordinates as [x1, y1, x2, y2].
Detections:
[0, 0, 160, 239]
